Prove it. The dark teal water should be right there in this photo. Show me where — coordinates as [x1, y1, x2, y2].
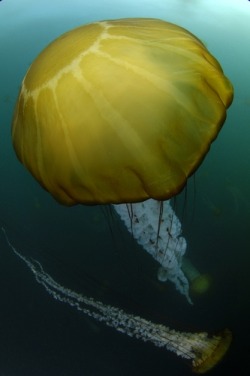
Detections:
[0, 1, 250, 375]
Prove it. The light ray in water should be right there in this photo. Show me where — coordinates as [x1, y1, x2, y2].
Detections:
[1, 227, 232, 374]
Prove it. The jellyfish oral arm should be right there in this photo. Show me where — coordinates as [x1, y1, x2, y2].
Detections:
[113, 199, 191, 303]
[1, 227, 231, 374]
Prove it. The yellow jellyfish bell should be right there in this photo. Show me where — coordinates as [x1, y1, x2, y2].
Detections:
[12, 18, 233, 205]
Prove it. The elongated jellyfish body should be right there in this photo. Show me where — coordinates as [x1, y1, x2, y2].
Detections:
[2, 227, 232, 374]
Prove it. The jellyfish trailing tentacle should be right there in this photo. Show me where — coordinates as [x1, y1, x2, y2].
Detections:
[1, 227, 232, 374]
[113, 199, 192, 303]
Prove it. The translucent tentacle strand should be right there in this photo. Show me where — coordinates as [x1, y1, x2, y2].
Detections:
[1, 227, 231, 374]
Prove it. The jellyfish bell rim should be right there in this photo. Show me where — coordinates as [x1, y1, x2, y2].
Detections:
[192, 328, 232, 374]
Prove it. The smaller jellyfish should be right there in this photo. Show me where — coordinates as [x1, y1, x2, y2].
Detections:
[2, 227, 232, 374]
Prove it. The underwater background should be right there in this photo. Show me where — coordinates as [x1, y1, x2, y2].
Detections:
[0, 0, 249, 375]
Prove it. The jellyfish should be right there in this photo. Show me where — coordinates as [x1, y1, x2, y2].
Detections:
[11, 17, 233, 301]
[2, 226, 232, 374]
[11, 18, 233, 371]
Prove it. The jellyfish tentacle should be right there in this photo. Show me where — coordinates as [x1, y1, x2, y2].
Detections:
[113, 199, 191, 303]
